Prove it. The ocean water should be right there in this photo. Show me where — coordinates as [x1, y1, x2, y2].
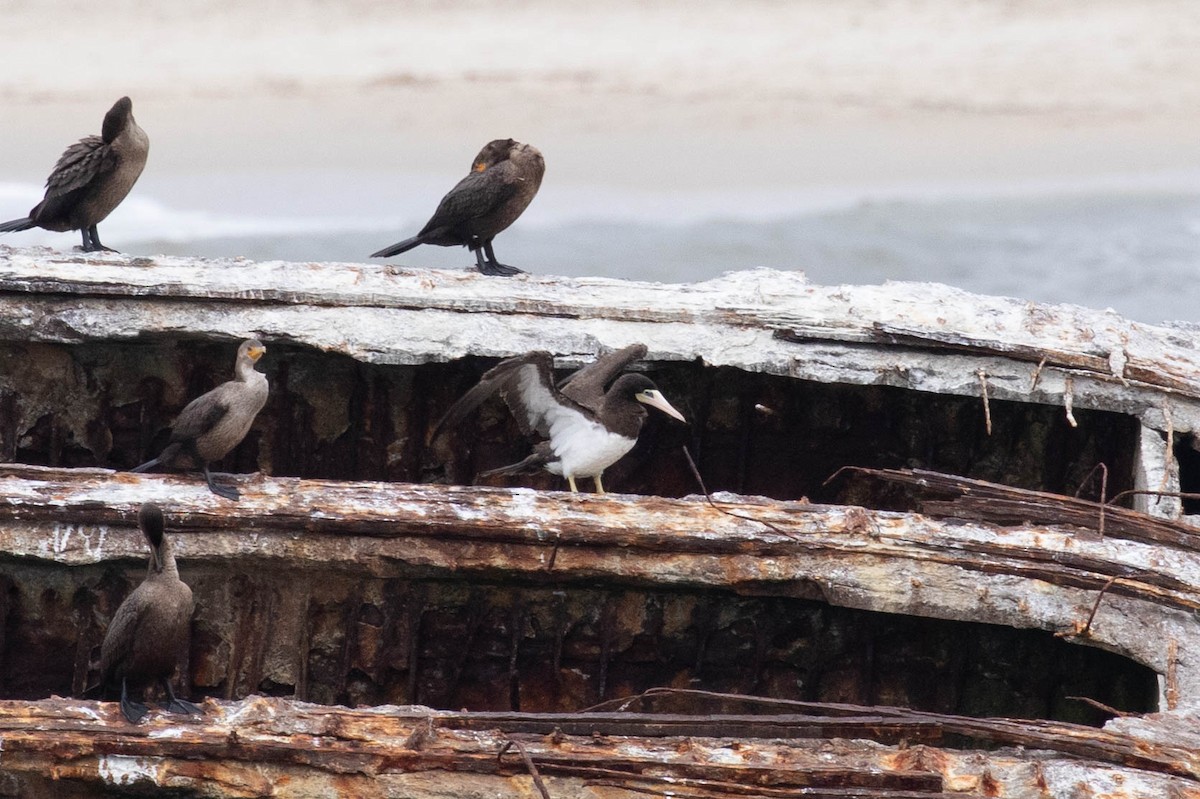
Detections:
[3, 180, 1198, 325]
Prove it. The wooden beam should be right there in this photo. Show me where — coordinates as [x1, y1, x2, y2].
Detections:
[3, 253, 1200, 434]
[0, 695, 1196, 798]
[3, 464, 1200, 709]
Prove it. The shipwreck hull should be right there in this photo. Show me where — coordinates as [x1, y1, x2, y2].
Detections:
[2, 248, 1200, 796]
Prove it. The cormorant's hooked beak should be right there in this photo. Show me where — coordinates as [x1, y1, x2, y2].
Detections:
[148, 543, 162, 574]
[247, 344, 266, 362]
[636, 389, 687, 423]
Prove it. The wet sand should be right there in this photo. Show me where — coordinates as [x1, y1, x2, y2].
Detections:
[3, 0, 1197, 196]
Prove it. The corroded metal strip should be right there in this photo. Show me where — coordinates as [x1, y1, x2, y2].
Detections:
[841, 467, 1200, 549]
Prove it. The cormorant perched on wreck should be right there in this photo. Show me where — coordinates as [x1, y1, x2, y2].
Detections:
[100, 502, 201, 724]
[435, 344, 686, 493]
[0, 96, 149, 252]
[132, 339, 268, 500]
[370, 138, 544, 276]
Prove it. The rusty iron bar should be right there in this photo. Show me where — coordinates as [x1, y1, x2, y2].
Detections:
[498, 740, 553, 799]
[835, 466, 1200, 553]
[680, 444, 801, 541]
[976, 369, 992, 436]
[1082, 575, 1120, 637]
[569, 688, 1198, 781]
[1065, 696, 1133, 719]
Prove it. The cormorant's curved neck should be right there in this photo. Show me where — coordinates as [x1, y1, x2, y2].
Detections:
[102, 108, 128, 144]
[148, 537, 179, 579]
[234, 356, 259, 382]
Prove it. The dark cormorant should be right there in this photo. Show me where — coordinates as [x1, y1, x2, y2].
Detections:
[100, 502, 201, 724]
[0, 96, 149, 252]
[371, 138, 544, 276]
[132, 339, 269, 500]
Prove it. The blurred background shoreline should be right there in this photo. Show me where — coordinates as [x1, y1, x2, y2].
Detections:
[1, 0, 1197, 322]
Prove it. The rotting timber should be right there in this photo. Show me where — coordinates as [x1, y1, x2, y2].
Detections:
[3, 248, 1200, 796]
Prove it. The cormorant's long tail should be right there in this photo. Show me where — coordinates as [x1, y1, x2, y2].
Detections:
[0, 217, 34, 233]
[370, 235, 423, 259]
[130, 457, 160, 473]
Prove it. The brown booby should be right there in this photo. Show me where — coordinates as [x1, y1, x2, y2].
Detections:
[0, 96, 149, 252]
[100, 502, 201, 724]
[132, 339, 268, 500]
[435, 344, 686, 493]
[370, 138, 544, 276]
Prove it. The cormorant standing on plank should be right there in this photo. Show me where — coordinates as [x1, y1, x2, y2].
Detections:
[132, 339, 268, 500]
[371, 138, 544, 276]
[100, 502, 201, 724]
[0, 96, 149, 252]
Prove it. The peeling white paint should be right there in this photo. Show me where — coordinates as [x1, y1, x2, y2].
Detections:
[4, 256, 1200, 438]
[97, 754, 158, 785]
[148, 727, 186, 739]
[50, 523, 72, 553]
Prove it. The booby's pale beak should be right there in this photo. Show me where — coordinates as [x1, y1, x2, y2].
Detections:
[636, 389, 687, 423]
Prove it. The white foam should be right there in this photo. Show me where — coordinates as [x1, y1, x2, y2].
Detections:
[0, 181, 396, 245]
[6, 166, 1200, 250]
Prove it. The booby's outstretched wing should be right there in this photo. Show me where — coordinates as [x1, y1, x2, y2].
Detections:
[434, 351, 596, 441]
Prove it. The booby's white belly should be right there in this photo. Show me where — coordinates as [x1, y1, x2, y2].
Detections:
[545, 417, 636, 479]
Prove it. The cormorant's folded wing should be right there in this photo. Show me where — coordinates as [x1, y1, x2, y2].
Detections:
[31, 137, 120, 225]
[99, 585, 149, 680]
[44, 136, 119, 197]
[169, 389, 232, 443]
[420, 164, 522, 235]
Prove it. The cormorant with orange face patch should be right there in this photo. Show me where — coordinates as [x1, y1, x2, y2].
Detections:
[371, 139, 544, 276]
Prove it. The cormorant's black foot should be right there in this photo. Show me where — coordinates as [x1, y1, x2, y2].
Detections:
[477, 260, 524, 277]
[118, 678, 149, 723]
[161, 679, 204, 716]
[202, 465, 240, 500]
[120, 696, 150, 724]
[164, 697, 203, 716]
[207, 481, 240, 500]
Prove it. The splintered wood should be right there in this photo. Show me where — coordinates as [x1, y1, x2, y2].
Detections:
[0, 695, 1199, 798]
[3, 463, 1200, 716]
[5, 253, 1200, 797]
[3, 252, 1200, 434]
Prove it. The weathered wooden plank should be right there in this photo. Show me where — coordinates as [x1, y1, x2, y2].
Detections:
[837, 467, 1200, 550]
[4, 251, 1200, 436]
[2, 463, 1200, 711]
[0, 696, 1197, 798]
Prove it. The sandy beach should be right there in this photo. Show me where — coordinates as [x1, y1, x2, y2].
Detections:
[2, 0, 1198, 320]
